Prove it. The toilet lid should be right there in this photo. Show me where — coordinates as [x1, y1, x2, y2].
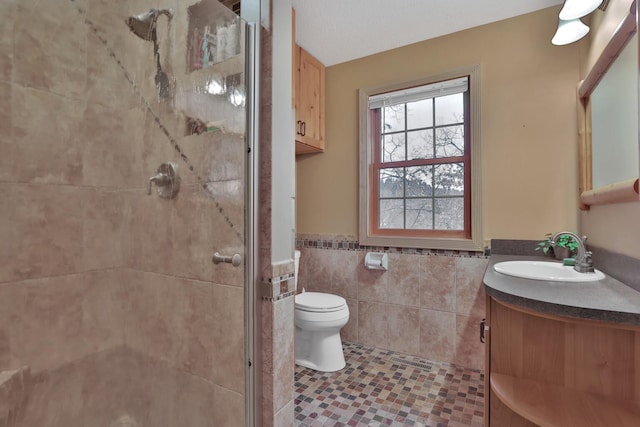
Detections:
[295, 292, 346, 312]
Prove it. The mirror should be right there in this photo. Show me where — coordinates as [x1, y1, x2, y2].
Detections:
[578, 2, 639, 208]
[591, 32, 638, 189]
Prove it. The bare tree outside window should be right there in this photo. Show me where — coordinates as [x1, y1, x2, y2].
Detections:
[360, 67, 482, 250]
[376, 84, 468, 232]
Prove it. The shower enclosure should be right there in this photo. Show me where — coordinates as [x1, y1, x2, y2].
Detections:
[0, 0, 253, 425]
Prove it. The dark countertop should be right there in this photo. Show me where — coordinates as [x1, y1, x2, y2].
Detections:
[483, 255, 640, 326]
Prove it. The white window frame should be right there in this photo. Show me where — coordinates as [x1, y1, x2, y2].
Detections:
[358, 65, 483, 251]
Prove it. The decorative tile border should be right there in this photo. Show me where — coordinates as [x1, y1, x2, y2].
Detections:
[296, 234, 487, 259]
[261, 273, 295, 301]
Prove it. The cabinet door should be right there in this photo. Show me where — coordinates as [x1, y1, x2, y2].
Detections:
[295, 46, 325, 153]
[484, 296, 491, 426]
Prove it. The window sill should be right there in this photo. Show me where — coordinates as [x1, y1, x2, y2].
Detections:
[359, 234, 484, 252]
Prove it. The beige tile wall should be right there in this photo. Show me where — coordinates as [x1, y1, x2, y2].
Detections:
[261, 298, 295, 426]
[0, 0, 245, 424]
[258, 14, 296, 426]
[297, 245, 488, 370]
[11, 347, 245, 426]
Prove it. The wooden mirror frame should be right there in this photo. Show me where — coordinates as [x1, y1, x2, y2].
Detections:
[578, 0, 639, 210]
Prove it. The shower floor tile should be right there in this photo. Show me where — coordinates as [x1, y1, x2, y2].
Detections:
[294, 342, 484, 427]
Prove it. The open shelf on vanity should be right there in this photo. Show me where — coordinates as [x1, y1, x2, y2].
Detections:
[491, 373, 640, 426]
[482, 264, 640, 427]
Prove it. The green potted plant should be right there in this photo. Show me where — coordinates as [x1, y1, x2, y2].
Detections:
[536, 233, 580, 260]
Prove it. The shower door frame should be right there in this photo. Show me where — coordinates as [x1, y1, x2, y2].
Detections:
[244, 17, 259, 427]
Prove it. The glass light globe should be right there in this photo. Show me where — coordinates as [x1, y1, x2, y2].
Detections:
[552, 18, 590, 46]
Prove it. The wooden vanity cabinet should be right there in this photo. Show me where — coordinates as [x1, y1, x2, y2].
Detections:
[485, 296, 640, 426]
[294, 45, 325, 154]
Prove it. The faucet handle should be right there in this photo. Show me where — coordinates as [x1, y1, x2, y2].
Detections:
[576, 250, 595, 273]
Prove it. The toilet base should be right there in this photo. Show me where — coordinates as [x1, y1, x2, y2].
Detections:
[295, 326, 346, 372]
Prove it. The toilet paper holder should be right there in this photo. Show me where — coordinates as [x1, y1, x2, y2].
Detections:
[364, 252, 388, 270]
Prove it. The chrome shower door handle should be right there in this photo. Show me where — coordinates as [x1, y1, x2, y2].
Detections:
[212, 252, 242, 267]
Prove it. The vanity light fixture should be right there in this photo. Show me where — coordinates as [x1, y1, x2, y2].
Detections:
[552, 0, 603, 46]
[552, 18, 590, 45]
[559, 0, 603, 20]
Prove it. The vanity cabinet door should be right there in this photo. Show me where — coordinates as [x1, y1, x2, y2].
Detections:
[483, 304, 491, 427]
[485, 296, 640, 426]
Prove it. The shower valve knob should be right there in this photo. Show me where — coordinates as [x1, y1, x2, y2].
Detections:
[147, 173, 168, 194]
[147, 162, 180, 199]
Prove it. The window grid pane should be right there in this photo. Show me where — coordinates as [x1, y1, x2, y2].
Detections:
[382, 133, 406, 162]
[435, 93, 464, 126]
[407, 130, 433, 160]
[435, 125, 465, 158]
[383, 104, 405, 133]
[434, 163, 464, 196]
[407, 99, 433, 130]
[405, 166, 433, 197]
[379, 168, 405, 198]
[379, 199, 404, 229]
[434, 197, 464, 230]
[406, 199, 433, 229]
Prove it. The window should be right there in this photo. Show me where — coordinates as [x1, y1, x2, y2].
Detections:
[359, 66, 483, 251]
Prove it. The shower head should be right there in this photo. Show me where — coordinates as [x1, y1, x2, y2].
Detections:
[126, 8, 173, 41]
[126, 8, 174, 99]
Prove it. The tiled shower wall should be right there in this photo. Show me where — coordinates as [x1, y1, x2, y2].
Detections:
[296, 235, 488, 371]
[0, 0, 244, 425]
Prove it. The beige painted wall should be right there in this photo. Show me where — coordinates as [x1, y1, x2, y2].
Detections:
[296, 6, 582, 245]
[579, 0, 640, 259]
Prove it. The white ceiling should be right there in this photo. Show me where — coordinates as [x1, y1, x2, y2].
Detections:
[292, 0, 564, 66]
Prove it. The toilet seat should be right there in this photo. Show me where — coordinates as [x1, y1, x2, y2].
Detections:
[295, 292, 346, 313]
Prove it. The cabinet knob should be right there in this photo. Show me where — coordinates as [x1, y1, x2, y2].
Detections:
[300, 121, 306, 137]
[479, 318, 486, 343]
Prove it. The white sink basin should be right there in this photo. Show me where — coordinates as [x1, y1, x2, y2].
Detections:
[494, 261, 605, 282]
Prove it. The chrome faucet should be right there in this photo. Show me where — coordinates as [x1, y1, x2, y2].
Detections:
[551, 231, 595, 273]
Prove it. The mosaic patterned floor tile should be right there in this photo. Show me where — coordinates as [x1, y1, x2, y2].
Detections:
[295, 342, 484, 427]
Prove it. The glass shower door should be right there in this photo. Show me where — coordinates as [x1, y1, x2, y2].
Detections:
[0, 0, 251, 425]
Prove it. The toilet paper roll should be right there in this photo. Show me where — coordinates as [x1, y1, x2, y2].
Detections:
[364, 252, 388, 270]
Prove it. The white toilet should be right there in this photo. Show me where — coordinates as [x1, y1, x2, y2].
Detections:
[294, 250, 350, 372]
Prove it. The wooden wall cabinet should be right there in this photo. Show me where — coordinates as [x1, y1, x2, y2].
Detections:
[485, 296, 640, 426]
[294, 45, 325, 154]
